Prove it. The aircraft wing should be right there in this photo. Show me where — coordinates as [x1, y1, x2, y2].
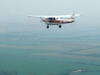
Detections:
[28, 12, 81, 18]
[28, 14, 80, 18]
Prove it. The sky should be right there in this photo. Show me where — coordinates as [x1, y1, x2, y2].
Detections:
[0, 0, 100, 31]
[0, 0, 100, 15]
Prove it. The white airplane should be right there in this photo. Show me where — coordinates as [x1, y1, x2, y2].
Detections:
[28, 12, 80, 29]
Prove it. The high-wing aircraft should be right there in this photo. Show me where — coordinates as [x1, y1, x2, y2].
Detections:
[28, 12, 80, 29]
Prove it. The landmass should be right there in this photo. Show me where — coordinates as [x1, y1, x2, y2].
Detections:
[0, 71, 17, 75]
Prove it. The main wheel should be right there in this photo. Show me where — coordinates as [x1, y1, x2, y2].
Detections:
[59, 25, 61, 28]
[47, 25, 49, 29]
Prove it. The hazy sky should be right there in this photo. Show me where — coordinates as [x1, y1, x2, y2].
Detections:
[0, 0, 100, 27]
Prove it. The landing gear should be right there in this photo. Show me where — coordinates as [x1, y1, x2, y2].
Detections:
[59, 25, 62, 28]
[47, 25, 49, 29]
[46, 25, 61, 29]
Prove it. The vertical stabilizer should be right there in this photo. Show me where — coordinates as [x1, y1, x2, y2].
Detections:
[71, 11, 75, 19]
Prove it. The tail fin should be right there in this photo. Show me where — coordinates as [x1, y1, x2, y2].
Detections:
[71, 11, 81, 19]
[71, 12, 75, 19]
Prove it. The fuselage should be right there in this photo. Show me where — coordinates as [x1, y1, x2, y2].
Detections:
[43, 18, 75, 25]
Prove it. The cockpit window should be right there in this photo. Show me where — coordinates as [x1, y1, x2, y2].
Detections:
[47, 17, 55, 20]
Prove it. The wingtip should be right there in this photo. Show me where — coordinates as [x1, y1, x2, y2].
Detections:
[27, 15, 31, 17]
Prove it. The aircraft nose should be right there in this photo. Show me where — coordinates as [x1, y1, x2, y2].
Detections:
[72, 20, 75, 22]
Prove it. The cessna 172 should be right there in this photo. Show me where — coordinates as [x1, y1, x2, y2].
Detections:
[28, 12, 80, 29]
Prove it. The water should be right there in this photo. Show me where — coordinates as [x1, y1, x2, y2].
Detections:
[0, 25, 100, 75]
[0, 40, 100, 75]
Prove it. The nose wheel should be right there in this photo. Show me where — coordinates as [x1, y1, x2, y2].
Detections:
[59, 25, 62, 28]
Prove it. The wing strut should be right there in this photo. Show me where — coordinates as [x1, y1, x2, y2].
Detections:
[40, 17, 45, 22]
